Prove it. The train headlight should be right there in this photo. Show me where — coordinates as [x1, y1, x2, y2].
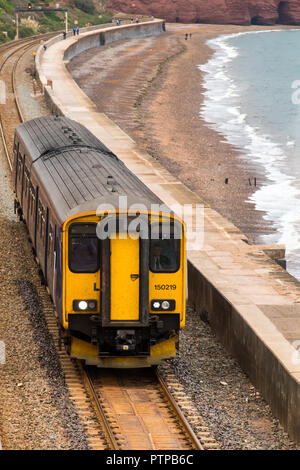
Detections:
[151, 299, 175, 311]
[73, 300, 97, 312]
[78, 300, 88, 310]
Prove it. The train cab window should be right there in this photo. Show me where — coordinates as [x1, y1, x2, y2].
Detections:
[69, 223, 99, 273]
[150, 222, 181, 273]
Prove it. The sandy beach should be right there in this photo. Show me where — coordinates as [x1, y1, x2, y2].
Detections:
[68, 22, 298, 245]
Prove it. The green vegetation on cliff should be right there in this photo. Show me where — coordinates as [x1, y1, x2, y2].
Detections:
[0, 0, 113, 42]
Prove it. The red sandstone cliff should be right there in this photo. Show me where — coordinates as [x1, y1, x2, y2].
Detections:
[105, 0, 300, 25]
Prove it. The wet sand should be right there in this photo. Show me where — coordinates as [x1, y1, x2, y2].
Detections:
[67, 23, 297, 244]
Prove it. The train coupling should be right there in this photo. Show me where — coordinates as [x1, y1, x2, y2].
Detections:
[115, 329, 136, 352]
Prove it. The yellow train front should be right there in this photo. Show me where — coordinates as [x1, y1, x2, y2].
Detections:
[65, 210, 186, 367]
[13, 116, 186, 368]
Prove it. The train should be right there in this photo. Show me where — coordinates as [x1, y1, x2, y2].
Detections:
[13, 116, 186, 368]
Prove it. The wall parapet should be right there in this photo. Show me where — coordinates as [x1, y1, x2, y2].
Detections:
[36, 19, 165, 89]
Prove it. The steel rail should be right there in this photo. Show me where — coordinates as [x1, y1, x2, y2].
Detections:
[156, 369, 205, 450]
[0, 39, 37, 73]
[0, 33, 55, 73]
[0, 33, 56, 170]
[0, 116, 12, 171]
[80, 363, 204, 450]
[12, 43, 33, 124]
[0, 41, 35, 170]
[78, 362, 119, 450]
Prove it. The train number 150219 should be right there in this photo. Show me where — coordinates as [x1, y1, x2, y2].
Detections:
[154, 284, 177, 290]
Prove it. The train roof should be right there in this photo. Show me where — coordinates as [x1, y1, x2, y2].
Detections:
[16, 115, 112, 160]
[15, 116, 165, 225]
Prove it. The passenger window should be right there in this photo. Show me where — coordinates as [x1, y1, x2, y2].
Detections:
[41, 213, 45, 240]
[38, 204, 41, 232]
[18, 156, 23, 181]
[24, 167, 29, 198]
[150, 222, 181, 273]
[48, 225, 53, 252]
[69, 223, 99, 273]
[29, 186, 35, 216]
[38, 202, 45, 239]
[48, 225, 54, 267]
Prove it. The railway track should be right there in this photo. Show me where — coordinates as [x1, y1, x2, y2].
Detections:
[80, 365, 205, 450]
[0, 33, 55, 170]
[0, 33, 220, 451]
[37, 279, 219, 450]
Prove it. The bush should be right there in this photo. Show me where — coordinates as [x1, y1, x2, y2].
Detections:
[74, 0, 95, 15]
[0, 0, 13, 12]
[0, 22, 15, 39]
[0, 32, 7, 43]
[98, 12, 113, 24]
[19, 24, 35, 37]
[38, 11, 65, 32]
[43, 11, 62, 23]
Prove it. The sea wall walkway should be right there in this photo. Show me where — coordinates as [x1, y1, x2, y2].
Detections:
[36, 20, 300, 444]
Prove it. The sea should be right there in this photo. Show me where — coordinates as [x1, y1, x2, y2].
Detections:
[200, 29, 300, 280]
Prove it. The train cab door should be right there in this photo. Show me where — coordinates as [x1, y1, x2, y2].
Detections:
[100, 216, 149, 327]
[110, 233, 140, 321]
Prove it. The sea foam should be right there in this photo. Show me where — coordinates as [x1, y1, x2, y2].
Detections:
[199, 29, 300, 279]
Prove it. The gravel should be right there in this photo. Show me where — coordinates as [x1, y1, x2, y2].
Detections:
[160, 307, 299, 450]
[16, 43, 49, 121]
[0, 44, 89, 450]
[16, 279, 89, 450]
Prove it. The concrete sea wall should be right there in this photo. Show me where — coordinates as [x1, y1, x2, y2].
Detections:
[64, 21, 165, 61]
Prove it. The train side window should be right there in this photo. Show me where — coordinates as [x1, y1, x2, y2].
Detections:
[38, 201, 45, 239]
[32, 193, 35, 215]
[42, 207, 46, 241]
[24, 177, 28, 197]
[68, 223, 99, 273]
[41, 212, 46, 240]
[48, 225, 54, 267]
[24, 166, 30, 198]
[29, 185, 35, 216]
[149, 222, 181, 273]
[37, 203, 41, 232]
[17, 155, 23, 182]
[13, 142, 19, 165]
